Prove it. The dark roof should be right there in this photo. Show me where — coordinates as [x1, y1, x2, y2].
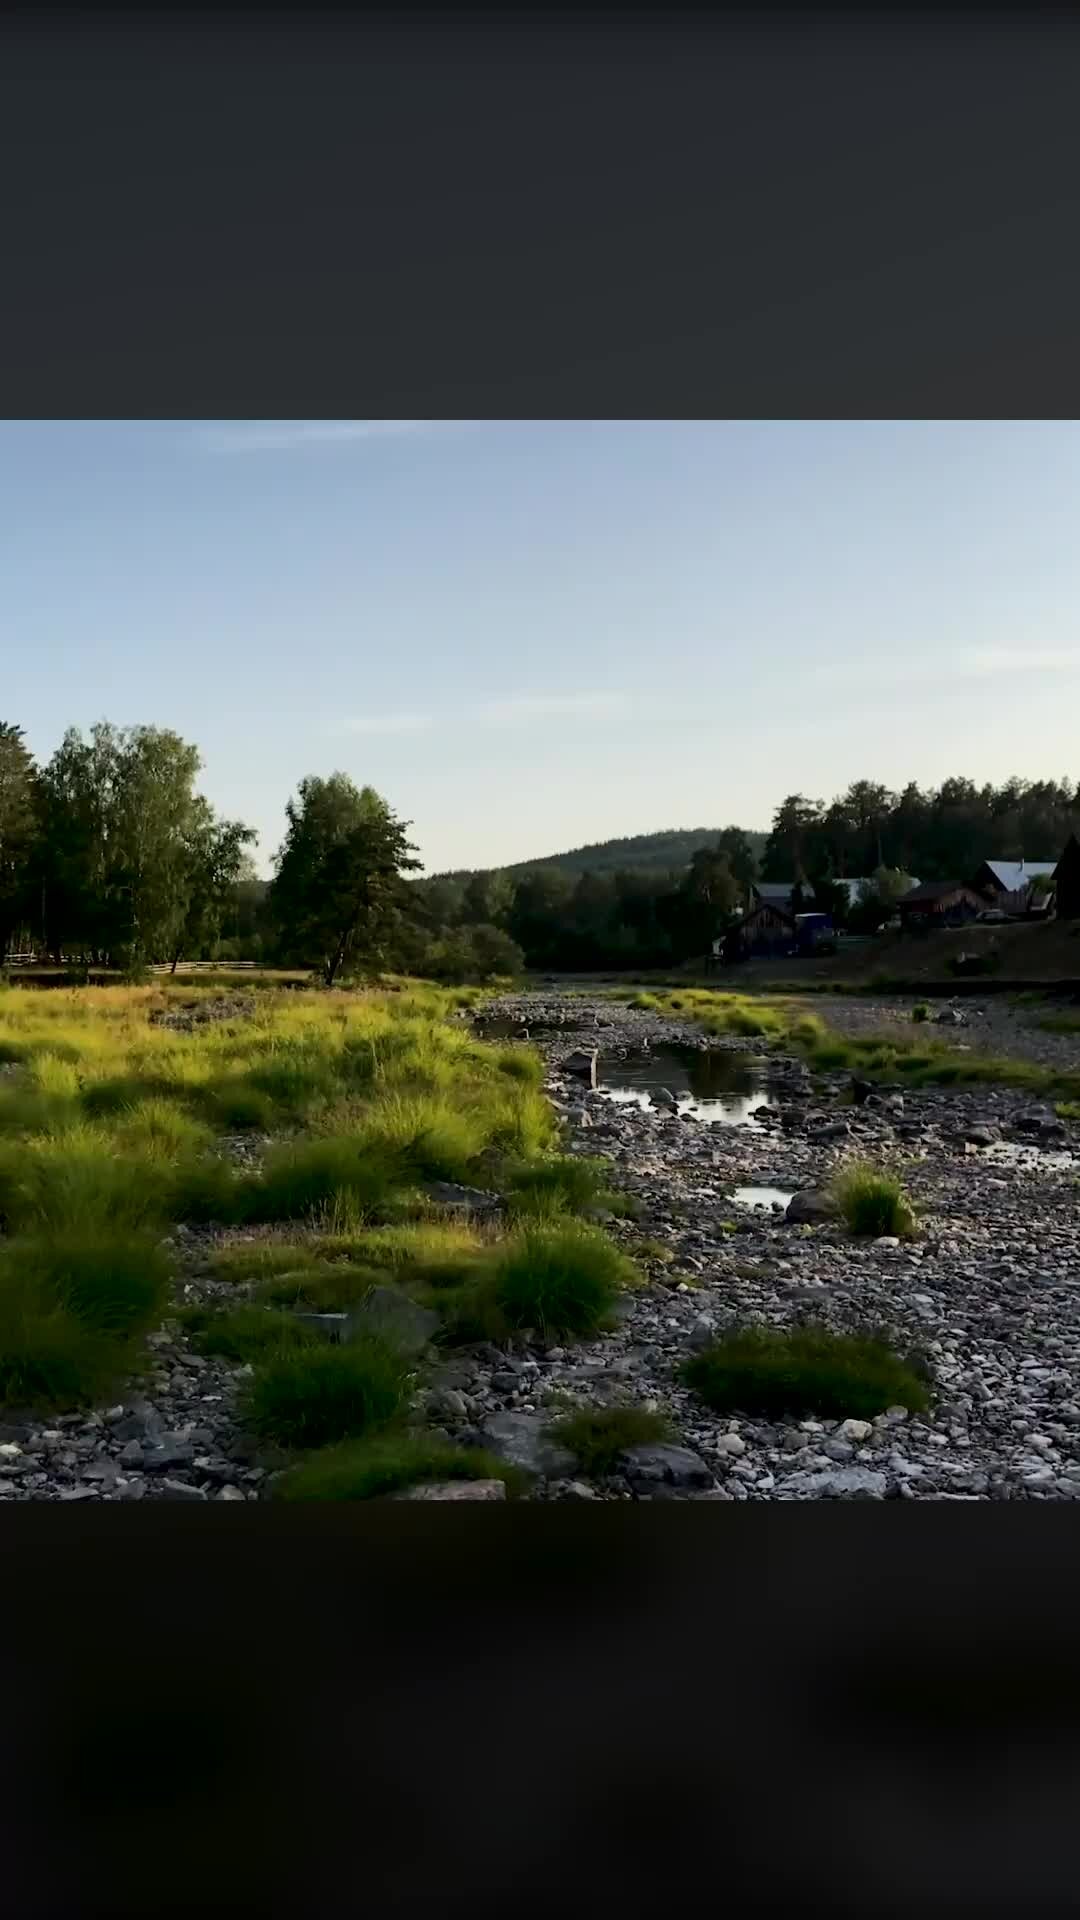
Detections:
[899, 880, 975, 906]
[742, 898, 795, 926]
[753, 882, 796, 902]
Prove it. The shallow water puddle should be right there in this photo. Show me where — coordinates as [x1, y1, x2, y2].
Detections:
[596, 1047, 778, 1129]
[732, 1186, 794, 1212]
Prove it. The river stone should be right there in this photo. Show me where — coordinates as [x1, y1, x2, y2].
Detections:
[480, 1413, 575, 1477]
[785, 1188, 840, 1225]
[563, 1049, 599, 1086]
[346, 1288, 440, 1355]
[393, 1479, 507, 1501]
[423, 1181, 502, 1216]
[620, 1443, 714, 1491]
[777, 1465, 888, 1499]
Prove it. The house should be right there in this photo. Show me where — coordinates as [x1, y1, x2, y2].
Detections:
[729, 897, 797, 959]
[1055, 835, 1080, 920]
[897, 881, 985, 929]
[972, 859, 1058, 915]
[749, 881, 798, 914]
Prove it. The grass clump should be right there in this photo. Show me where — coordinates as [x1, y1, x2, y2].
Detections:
[271, 1432, 522, 1502]
[208, 1240, 317, 1283]
[832, 1161, 917, 1238]
[177, 1303, 320, 1363]
[682, 1324, 929, 1421]
[241, 1336, 412, 1450]
[547, 1403, 672, 1476]
[0, 1128, 173, 1233]
[503, 1154, 622, 1219]
[246, 1137, 399, 1225]
[456, 1220, 640, 1343]
[912, 1003, 931, 1023]
[256, 1262, 385, 1312]
[5, 1228, 172, 1339]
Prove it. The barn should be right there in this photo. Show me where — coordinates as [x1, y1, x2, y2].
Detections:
[971, 859, 1057, 915]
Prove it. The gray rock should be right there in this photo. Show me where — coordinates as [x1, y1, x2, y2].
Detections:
[142, 1437, 195, 1473]
[650, 1087, 679, 1111]
[963, 1124, 999, 1148]
[426, 1387, 469, 1422]
[621, 1443, 714, 1491]
[346, 1288, 440, 1355]
[785, 1188, 840, 1225]
[778, 1466, 889, 1499]
[480, 1412, 575, 1478]
[423, 1181, 502, 1216]
[687, 1315, 717, 1351]
[158, 1479, 208, 1501]
[563, 1049, 599, 1087]
[394, 1479, 507, 1501]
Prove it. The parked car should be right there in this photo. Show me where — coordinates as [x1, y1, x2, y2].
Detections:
[976, 908, 1008, 924]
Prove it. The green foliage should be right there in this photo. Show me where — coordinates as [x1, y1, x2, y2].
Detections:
[242, 1337, 411, 1450]
[272, 1433, 523, 1501]
[256, 1262, 386, 1311]
[246, 1137, 399, 1225]
[547, 1404, 672, 1476]
[269, 774, 421, 986]
[682, 1325, 929, 1420]
[831, 1163, 917, 1238]
[912, 1002, 931, 1023]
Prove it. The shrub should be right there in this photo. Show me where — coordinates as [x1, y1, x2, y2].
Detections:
[832, 1162, 916, 1238]
[459, 1221, 640, 1343]
[547, 1404, 672, 1476]
[272, 1433, 522, 1502]
[241, 1337, 412, 1450]
[682, 1324, 929, 1420]
[178, 1303, 320, 1363]
[355, 1094, 488, 1184]
[912, 1003, 931, 1024]
[256, 1263, 386, 1312]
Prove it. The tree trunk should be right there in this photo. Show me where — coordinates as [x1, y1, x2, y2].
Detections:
[170, 950, 181, 975]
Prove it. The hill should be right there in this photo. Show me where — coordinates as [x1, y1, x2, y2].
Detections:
[435, 825, 768, 883]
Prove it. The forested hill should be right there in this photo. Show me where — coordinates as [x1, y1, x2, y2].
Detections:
[437, 826, 768, 882]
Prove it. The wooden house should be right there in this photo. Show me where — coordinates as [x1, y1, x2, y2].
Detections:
[971, 859, 1057, 915]
[897, 881, 984, 929]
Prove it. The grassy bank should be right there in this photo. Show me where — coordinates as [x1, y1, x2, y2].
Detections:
[610, 986, 1080, 1101]
[0, 979, 644, 1495]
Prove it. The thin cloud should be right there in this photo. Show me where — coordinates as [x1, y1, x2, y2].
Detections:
[337, 691, 628, 738]
[816, 648, 1080, 689]
[962, 647, 1080, 675]
[475, 691, 629, 724]
[342, 711, 434, 736]
[194, 420, 439, 455]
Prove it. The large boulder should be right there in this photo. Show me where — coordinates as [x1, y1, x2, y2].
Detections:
[480, 1412, 575, 1478]
[777, 1465, 888, 1499]
[620, 1443, 714, 1493]
[784, 1188, 841, 1226]
[424, 1180, 502, 1217]
[563, 1048, 599, 1087]
[348, 1288, 441, 1354]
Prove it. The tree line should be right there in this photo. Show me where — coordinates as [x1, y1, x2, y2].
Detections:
[4, 721, 1078, 981]
[761, 778, 1080, 893]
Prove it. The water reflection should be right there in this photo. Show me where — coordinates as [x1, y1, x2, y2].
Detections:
[732, 1185, 794, 1212]
[597, 1046, 777, 1130]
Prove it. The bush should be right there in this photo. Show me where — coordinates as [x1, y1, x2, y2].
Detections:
[912, 1003, 931, 1023]
[683, 1324, 929, 1420]
[459, 1221, 640, 1343]
[355, 1095, 488, 1184]
[241, 1337, 412, 1450]
[548, 1404, 672, 1476]
[256, 1263, 386, 1312]
[832, 1162, 916, 1238]
[272, 1433, 522, 1502]
[178, 1303, 320, 1363]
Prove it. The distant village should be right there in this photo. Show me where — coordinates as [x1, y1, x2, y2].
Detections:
[723, 834, 1080, 963]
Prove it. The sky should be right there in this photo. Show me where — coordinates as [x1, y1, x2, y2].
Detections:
[3, 419, 1079, 877]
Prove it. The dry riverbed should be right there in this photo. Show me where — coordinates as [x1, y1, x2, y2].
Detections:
[3, 988, 1079, 1502]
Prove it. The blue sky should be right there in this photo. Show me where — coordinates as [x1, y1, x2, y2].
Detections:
[3, 420, 1078, 876]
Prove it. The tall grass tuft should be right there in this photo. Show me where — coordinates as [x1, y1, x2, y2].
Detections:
[455, 1221, 640, 1343]
[272, 1433, 522, 1502]
[241, 1337, 412, 1450]
[832, 1162, 916, 1238]
[683, 1324, 929, 1420]
[547, 1404, 672, 1475]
